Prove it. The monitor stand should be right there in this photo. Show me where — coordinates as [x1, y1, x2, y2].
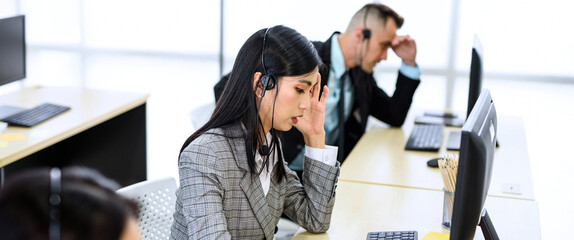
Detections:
[416, 110, 465, 127]
[479, 209, 500, 240]
[424, 110, 459, 119]
[414, 115, 464, 127]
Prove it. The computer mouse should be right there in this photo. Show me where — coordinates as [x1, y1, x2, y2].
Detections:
[426, 157, 443, 168]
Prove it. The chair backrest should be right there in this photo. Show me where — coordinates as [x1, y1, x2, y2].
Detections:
[117, 177, 177, 240]
[189, 102, 215, 130]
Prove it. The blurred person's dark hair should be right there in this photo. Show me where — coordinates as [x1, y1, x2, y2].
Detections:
[0, 166, 139, 240]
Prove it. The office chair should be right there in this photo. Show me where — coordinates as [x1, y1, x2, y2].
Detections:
[117, 177, 178, 240]
[189, 102, 215, 131]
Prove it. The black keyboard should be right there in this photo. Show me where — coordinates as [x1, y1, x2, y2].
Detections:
[367, 231, 418, 240]
[1, 103, 71, 127]
[404, 124, 444, 151]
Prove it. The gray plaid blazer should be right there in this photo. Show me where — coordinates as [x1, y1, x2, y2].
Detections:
[170, 123, 340, 239]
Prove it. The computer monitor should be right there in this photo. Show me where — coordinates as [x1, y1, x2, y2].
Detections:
[450, 88, 499, 240]
[0, 15, 27, 119]
[466, 35, 483, 119]
[445, 36, 485, 150]
[0, 15, 26, 87]
[417, 35, 483, 128]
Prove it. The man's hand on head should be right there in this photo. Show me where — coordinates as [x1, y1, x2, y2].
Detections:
[392, 35, 417, 66]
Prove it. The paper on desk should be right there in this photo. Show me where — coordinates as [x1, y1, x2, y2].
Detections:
[0, 141, 7, 148]
[422, 231, 449, 240]
[0, 133, 26, 142]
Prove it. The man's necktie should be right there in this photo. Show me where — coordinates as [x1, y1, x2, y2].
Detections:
[337, 71, 348, 162]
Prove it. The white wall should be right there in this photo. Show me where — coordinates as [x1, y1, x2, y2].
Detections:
[3, 0, 571, 82]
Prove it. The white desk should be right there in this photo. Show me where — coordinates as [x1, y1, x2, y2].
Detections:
[0, 86, 149, 186]
[339, 115, 535, 200]
[292, 181, 541, 240]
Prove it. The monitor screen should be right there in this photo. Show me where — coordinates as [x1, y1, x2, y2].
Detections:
[466, 35, 483, 119]
[0, 15, 26, 87]
[450, 89, 498, 240]
[444, 36, 485, 150]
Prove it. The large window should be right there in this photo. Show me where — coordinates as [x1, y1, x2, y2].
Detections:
[3, 0, 571, 88]
[457, 0, 574, 77]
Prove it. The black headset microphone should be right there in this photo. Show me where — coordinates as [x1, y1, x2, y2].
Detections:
[256, 27, 277, 157]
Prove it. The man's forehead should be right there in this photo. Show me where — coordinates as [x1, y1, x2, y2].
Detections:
[375, 20, 397, 40]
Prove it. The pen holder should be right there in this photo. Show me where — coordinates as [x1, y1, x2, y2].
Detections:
[442, 188, 455, 230]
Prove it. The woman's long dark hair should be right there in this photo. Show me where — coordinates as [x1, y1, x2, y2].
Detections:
[180, 25, 322, 182]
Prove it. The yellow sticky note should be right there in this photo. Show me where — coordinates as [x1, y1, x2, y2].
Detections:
[0, 133, 26, 142]
[422, 231, 450, 240]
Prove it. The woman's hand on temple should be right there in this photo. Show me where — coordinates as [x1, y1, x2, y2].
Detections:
[294, 74, 329, 149]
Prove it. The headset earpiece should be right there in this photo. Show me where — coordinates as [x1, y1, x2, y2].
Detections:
[362, 28, 371, 40]
[259, 74, 276, 98]
[263, 75, 275, 90]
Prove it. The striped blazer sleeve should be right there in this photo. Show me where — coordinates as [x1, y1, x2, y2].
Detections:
[282, 156, 340, 233]
[171, 141, 232, 240]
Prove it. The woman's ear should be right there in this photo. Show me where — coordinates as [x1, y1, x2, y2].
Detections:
[253, 72, 263, 96]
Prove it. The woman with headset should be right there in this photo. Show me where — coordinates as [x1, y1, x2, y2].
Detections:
[170, 25, 340, 239]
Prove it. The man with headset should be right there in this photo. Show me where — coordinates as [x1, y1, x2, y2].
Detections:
[214, 3, 420, 176]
